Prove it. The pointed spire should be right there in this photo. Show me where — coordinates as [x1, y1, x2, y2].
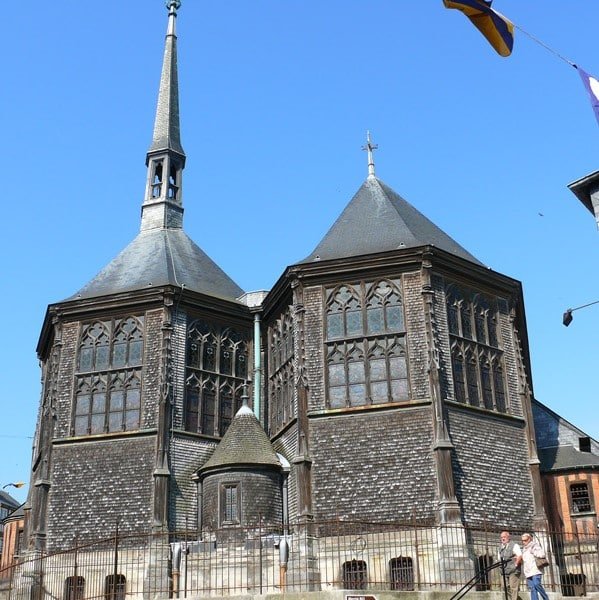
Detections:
[149, 1, 185, 158]
[141, 1, 186, 231]
[362, 131, 378, 179]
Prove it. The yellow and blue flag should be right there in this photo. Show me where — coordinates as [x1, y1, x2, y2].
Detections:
[443, 0, 514, 57]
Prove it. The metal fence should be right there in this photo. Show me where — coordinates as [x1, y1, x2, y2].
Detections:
[1, 520, 598, 599]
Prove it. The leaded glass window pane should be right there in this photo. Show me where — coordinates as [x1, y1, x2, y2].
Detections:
[92, 393, 106, 414]
[90, 414, 104, 434]
[369, 358, 387, 382]
[367, 307, 384, 334]
[386, 305, 404, 332]
[328, 363, 345, 386]
[127, 388, 140, 408]
[129, 340, 143, 365]
[186, 389, 199, 432]
[487, 314, 498, 347]
[220, 349, 232, 375]
[481, 362, 493, 409]
[452, 354, 466, 403]
[202, 393, 216, 435]
[112, 343, 126, 368]
[349, 384, 366, 406]
[327, 313, 343, 338]
[74, 416, 88, 436]
[125, 410, 139, 430]
[110, 391, 124, 411]
[76, 395, 90, 415]
[466, 360, 479, 406]
[447, 302, 459, 336]
[391, 379, 409, 400]
[494, 366, 506, 412]
[79, 348, 93, 372]
[371, 381, 388, 403]
[236, 349, 247, 378]
[348, 361, 365, 384]
[389, 356, 407, 379]
[108, 412, 122, 432]
[96, 345, 109, 370]
[461, 305, 472, 340]
[346, 310, 363, 336]
[329, 386, 346, 408]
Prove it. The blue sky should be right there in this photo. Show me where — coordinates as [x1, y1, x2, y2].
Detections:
[2, 1, 598, 504]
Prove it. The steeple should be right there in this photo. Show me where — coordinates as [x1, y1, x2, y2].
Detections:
[67, 0, 244, 302]
[141, 0, 186, 231]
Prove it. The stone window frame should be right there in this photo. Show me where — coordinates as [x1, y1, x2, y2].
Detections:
[104, 574, 126, 600]
[446, 285, 508, 413]
[73, 316, 144, 437]
[342, 559, 368, 590]
[324, 278, 410, 409]
[64, 576, 85, 600]
[267, 307, 294, 434]
[184, 319, 249, 437]
[389, 556, 414, 590]
[569, 481, 594, 515]
[220, 482, 241, 526]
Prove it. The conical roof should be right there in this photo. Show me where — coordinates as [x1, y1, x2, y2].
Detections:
[300, 176, 482, 265]
[199, 405, 282, 475]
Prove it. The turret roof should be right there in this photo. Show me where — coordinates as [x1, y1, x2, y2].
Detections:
[198, 405, 281, 475]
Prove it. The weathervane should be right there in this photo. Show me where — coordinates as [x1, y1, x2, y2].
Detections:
[362, 131, 378, 178]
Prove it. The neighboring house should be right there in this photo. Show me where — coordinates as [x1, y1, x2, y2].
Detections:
[534, 399, 599, 534]
[0, 492, 20, 559]
[0, 504, 24, 578]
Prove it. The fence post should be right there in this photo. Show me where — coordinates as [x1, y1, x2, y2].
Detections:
[112, 520, 119, 600]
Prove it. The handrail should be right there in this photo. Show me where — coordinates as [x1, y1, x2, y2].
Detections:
[449, 559, 509, 600]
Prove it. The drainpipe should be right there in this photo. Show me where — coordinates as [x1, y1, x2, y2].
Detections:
[278, 454, 291, 589]
[193, 474, 202, 540]
[253, 311, 262, 423]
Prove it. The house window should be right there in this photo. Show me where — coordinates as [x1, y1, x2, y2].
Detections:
[570, 482, 592, 514]
[390, 556, 414, 590]
[325, 279, 409, 408]
[104, 574, 126, 600]
[220, 483, 240, 526]
[64, 576, 85, 600]
[185, 321, 248, 437]
[74, 317, 144, 436]
[342, 559, 367, 590]
[447, 286, 507, 413]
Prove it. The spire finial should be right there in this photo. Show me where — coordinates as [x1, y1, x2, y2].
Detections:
[166, 1, 181, 35]
[362, 131, 378, 179]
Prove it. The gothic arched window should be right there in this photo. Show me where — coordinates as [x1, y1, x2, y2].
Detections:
[74, 316, 144, 436]
[446, 286, 507, 413]
[185, 320, 249, 437]
[325, 279, 409, 409]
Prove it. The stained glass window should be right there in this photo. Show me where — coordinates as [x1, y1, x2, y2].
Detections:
[325, 279, 408, 408]
[185, 320, 249, 437]
[447, 286, 507, 413]
[74, 317, 144, 436]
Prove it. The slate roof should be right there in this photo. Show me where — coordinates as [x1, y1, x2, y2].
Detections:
[0, 491, 21, 512]
[199, 405, 281, 475]
[300, 176, 483, 265]
[67, 228, 244, 301]
[538, 445, 599, 473]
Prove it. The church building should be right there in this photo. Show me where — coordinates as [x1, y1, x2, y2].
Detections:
[20, 2, 597, 597]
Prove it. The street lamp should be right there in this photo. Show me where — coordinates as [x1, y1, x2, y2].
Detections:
[563, 299, 599, 327]
[2, 482, 25, 490]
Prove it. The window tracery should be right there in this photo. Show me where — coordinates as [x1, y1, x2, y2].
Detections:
[446, 286, 507, 412]
[74, 317, 144, 436]
[184, 320, 248, 437]
[325, 279, 409, 408]
[268, 308, 294, 433]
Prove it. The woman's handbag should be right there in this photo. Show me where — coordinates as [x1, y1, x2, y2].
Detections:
[535, 556, 549, 569]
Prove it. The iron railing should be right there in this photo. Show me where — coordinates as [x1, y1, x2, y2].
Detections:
[1, 520, 597, 599]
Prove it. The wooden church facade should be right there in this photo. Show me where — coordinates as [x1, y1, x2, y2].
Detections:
[25, 1, 548, 577]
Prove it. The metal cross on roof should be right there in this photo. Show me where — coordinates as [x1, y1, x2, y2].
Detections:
[362, 131, 378, 178]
